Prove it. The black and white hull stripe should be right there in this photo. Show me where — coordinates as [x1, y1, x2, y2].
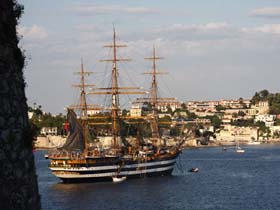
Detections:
[49, 158, 177, 181]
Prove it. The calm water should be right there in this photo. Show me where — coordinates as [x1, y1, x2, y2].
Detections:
[35, 145, 280, 210]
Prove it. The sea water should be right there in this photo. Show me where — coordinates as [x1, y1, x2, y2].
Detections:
[35, 144, 280, 210]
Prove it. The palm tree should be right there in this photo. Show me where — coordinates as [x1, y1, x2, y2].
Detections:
[0, 1, 41, 209]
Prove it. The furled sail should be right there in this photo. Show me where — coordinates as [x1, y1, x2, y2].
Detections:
[61, 109, 85, 151]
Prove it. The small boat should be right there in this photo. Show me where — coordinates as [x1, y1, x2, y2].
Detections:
[112, 176, 127, 183]
[44, 154, 49, 159]
[223, 147, 227, 151]
[189, 168, 199, 173]
[236, 146, 245, 153]
[235, 139, 245, 153]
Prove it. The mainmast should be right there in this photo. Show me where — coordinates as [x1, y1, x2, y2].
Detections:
[111, 29, 121, 148]
[88, 28, 145, 149]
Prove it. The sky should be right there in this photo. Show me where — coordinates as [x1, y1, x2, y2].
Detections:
[18, 0, 280, 114]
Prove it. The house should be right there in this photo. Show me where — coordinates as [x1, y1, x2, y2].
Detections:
[248, 101, 269, 116]
[130, 105, 142, 117]
[254, 114, 276, 127]
[40, 127, 58, 136]
[215, 124, 258, 142]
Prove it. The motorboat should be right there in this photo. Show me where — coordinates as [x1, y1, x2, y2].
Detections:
[189, 168, 199, 173]
[112, 176, 127, 183]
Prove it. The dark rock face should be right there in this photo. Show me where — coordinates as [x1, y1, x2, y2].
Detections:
[0, 1, 41, 210]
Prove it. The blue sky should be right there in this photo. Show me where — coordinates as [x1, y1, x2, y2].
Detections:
[18, 0, 280, 114]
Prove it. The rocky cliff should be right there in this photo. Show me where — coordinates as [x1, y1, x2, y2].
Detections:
[0, 1, 41, 209]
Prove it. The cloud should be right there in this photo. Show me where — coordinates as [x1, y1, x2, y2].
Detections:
[151, 22, 237, 41]
[242, 24, 280, 34]
[68, 4, 160, 16]
[250, 7, 280, 18]
[17, 24, 48, 41]
[23, 20, 280, 113]
[157, 22, 231, 33]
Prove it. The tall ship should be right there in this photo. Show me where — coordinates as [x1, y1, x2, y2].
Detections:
[47, 29, 189, 183]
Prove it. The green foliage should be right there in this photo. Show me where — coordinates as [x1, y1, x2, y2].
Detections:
[40, 113, 66, 129]
[181, 103, 186, 109]
[205, 115, 222, 128]
[251, 89, 280, 114]
[255, 121, 271, 137]
[28, 106, 66, 135]
[122, 109, 129, 116]
[185, 110, 197, 119]
[166, 105, 173, 114]
[238, 111, 246, 117]
[13, 1, 24, 20]
[215, 105, 226, 112]
[232, 112, 238, 118]
[269, 103, 280, 115]
[142, 102, 152, 112]
[275, 119, 280, 126]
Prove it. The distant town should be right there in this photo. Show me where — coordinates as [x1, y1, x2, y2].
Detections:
[29, 89, 280, 148]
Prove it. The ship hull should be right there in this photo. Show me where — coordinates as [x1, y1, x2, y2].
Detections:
[59, 169, 174, 183]
[49, 154, 178, 183]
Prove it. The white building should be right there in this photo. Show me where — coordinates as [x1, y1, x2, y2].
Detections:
[254, 114, 276, 127]
[186, 101, 218, 112]
[248, 101, 269, 116]
[222, 114, 232, 124]
[215, 124, 258, 142]
[130, 105, 142, 117]
[28, 111, 34, 119]
[220, 99, 250, 109]
[157, 100, 181, 112]
[186, 99, 250, 113]
[40, 127, 58, 136]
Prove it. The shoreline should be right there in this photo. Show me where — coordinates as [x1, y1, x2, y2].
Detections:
[35, 141, 280, 151]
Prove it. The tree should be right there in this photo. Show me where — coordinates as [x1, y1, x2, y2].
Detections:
[260, 89, 269, 98]
[122, 109, 129, 116]
[232, 112, 238, 118]
[239, 97, 248, 108]
[166, 105, 172, 114]
[215, 104, 226, 112]
[142, 102, 152, 113]
[185, 110, 197, 119]
[251, 92, 260, 105]
[205, 115, 222, 128]
[270, 103, 280, 115]
[0, 1, 41, 209]
[255, 121, 270, 139]
[251, 89, 270, 105]
[238, 111, 246, 117]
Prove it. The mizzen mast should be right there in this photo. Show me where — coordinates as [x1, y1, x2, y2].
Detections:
[143, 45, 166, 144]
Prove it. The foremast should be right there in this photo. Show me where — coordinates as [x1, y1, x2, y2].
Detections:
[69, 59, 95, 153]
